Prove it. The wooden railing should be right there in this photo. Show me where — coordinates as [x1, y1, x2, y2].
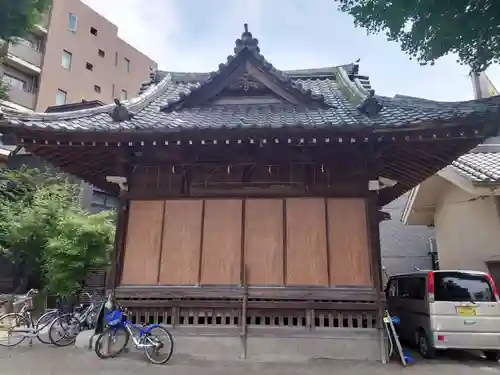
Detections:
[114, 285, 382, 337]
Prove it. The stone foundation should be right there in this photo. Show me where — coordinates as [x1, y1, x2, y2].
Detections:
[76, 327, 387, 363]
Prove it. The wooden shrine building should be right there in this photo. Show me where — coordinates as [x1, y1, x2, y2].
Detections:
[1, 25, 499, 361]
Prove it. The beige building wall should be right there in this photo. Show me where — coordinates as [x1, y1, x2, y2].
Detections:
[434, 184, 500, 272]
[36, 0, 157, 111]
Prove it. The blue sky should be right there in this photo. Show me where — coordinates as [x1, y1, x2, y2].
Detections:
[82, 0, 500, 101]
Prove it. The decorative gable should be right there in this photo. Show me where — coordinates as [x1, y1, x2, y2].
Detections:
[161, 24, 333, 112]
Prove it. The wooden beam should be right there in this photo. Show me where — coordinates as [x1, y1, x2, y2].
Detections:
[114, 285, 379, 301]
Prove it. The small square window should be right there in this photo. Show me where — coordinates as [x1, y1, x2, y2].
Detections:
[90, 27, 98, 36]
[120, 89, 127, 101]
[98, 49, 105, 57]
[124, 58, 130, 73]
[86, 62, 93, 71]
[61, 50, 72, 70]
[68, 13, 77, 32]
[94, 85, 101, 93]
[56, 89, 67, 105]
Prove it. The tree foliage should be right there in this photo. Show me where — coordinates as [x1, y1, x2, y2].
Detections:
[335, 0, 500, 72]
[0, 166, 115, 297]
[0, 82, 8, 100]
[0, 0, 52, 40]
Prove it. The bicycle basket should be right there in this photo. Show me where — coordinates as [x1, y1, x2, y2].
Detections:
[104, 310, 123, 327]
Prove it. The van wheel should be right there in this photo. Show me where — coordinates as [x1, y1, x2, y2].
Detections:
[484, 350, 500, 362]
[417, 330, 436, 359]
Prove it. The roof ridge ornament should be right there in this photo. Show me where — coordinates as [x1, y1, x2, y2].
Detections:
[357, 89, 383, 117]
[234, 23, 260, 54]
[110, 99, 135, 122]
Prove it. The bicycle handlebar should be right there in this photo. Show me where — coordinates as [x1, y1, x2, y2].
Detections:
[81, 292, 92, 300]
[25, 289, 39, 296]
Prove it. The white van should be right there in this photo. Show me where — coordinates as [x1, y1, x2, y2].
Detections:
[385, 270, 500, 360]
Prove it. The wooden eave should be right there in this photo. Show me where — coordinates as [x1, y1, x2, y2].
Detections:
[1, 114, 494, 206]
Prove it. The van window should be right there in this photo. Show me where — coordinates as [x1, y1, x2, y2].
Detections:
[435, 272, 495, 302]
[398, 277, 425, 300]
[387, 279, 398, 297]
[408, 278, 426, 300]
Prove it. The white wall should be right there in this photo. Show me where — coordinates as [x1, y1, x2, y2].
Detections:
[435, 184, 500, 272]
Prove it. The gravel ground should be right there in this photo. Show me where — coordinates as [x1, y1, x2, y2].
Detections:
[0, 345, 499, 375]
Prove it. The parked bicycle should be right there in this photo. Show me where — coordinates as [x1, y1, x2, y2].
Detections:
[94, 300, 174, 364]
[47, 292, 104, 347]
[0, 289, 62, 346]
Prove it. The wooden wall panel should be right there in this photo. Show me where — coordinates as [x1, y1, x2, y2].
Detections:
[158, 200, 203, 285]
[244, 199, 284, 285]
[327, 198, 372, 286]
[121, 201, 164, 285]
[200, 200, 242, 284]
[285, 198, 329, 285]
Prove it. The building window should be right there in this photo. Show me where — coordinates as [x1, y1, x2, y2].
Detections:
[86, 62, 94, 71]
[68, 13, 77, 32]
[124, 58, 130, 73]
[120, 89, 127, 101]
[61, 50, 72, 70]
[111, 84, 115, 98]
[114, 52, 118, 66]
[98, 49, 105, 57]
[90, 27, 98, 36]
[94, 85, 101, 93]
[2, 74, 26, 91]
[55, 89, 67, 105]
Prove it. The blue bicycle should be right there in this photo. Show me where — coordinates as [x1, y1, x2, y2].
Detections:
[94, 303, 174, 365]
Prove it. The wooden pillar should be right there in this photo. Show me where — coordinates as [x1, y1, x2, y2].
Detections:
[364, 140, 387, 363]
[106, 147, 133, 294]
[106, 195, 129, 291]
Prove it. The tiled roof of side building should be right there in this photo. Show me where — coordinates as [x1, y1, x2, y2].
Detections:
[451, 144, 500, 184]
[0, 24, 499, 134]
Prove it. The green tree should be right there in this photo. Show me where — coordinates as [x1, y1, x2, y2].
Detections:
[0, 167, 115, 297]
[335, 0, 500, 72]
[0, 82, 8, 100]
[0, 0, 52, 39]
[0, 0, 52, 100]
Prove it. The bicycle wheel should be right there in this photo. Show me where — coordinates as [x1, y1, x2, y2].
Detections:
[95, 327, 130, 359]
[48, 313, 81, 346]
[143, 326, 174, 365]
[0, 313, 30, 347]
[35, 310, 58, 344]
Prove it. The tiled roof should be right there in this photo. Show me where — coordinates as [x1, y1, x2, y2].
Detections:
[2, 74, 500, 134]
[452, 146, 500, 183]
[1, 25, 500, 135]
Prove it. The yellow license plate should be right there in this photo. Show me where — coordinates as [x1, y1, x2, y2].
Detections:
[457, 306, 477, 316]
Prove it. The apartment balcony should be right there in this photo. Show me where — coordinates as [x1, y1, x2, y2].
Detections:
[4, 85, 37, 110]
[4, 41, 42, 75]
